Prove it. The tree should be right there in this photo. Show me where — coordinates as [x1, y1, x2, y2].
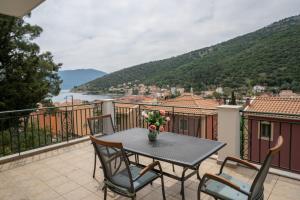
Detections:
[132, 88, 139, 95]
[212, 91, 222, 100]
[0, 14, 62, 111]
[229, 91, 237, 105]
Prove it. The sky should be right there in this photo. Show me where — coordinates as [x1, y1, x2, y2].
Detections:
[27, 0, 300, 73]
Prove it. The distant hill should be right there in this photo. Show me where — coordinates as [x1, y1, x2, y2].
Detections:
[59, 69, 106, 89]
[75, 15, 300, 93]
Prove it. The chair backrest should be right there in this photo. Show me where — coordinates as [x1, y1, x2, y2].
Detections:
[250, 136, 283, 199]
[90, 136, 134, 191]
[87, 114, 115, 136]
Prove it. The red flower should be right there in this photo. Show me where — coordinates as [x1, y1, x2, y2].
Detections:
[159, 110, 166, 116]
[149, 124, 156, 131]
[159, 126, 164, 132]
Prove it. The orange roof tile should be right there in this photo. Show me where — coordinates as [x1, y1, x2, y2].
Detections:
[114, 103, 139, 109]
[162, 93, 220, 109]
[244, 97, 300, 118]
[143, 93, 220, 115]
[116, 95, 156, 103]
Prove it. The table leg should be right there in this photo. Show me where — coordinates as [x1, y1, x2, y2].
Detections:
[180, 167, 188, 200]
[196, 163, 202, 180]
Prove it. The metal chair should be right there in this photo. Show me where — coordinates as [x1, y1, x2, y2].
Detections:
[88, 114, 138, 178]
[88, 114, 115, 136]
[88, 114, 115, 178]
[90, 136, 166, 200]
[198, 136, 283, 200]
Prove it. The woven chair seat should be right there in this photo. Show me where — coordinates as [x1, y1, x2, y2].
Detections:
[111, 165, 159, 191]
[202, 173, 252, 200]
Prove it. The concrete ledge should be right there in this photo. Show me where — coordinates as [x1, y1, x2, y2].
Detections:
[257, 163, 300, 181]
[0, 136, 90, 165]
[210, 155, 300, 181]
[217, 105, 243, 110]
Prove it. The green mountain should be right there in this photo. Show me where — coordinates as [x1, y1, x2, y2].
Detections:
[59, 69, 106, 89]
[75, 15, 300, 93]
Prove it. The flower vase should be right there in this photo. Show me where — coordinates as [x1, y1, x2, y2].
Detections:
[148, 130, 159, 142]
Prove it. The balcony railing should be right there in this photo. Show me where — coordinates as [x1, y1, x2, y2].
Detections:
[2, 100, 299, 175]
[113, 102, 218, 140]
[0, 103, 102, 157]
[241, 110, 300, 174]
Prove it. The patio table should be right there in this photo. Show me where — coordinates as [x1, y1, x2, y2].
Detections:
[98, 128, 226, 200]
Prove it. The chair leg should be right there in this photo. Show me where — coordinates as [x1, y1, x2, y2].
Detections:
[103, 186, 107, 200]
[197, 185, 201, 200]
[93, 152, 96, 178]
[135, 154, 139, 164]
[131, 195, 136, 200]
[160, 176, 166, 200]
[172, 164, 175, 172]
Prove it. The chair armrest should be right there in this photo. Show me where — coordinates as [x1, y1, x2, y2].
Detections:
[132, 161, 162, 182]
[140, 161, 162, 176]
[199, 173, 250, 196]
[220, 156, 259, 174]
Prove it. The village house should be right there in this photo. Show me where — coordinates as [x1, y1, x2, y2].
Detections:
[142, 93, 220, 139]
[202, 90, 214, 97]
[215, 87, 224, 94]
[170, 87, 185, 96]
[252, 85, 266, 93]
[244, 96, 300, 173]
[170, 87, 176, 95]
[148, 85, 159, 93]
[36, 100, 102, 139]
[176, 88, 185, 95]
[138, 84, 147, 95]
[279, 90, 298, 97]
[114, 96, 159, 130]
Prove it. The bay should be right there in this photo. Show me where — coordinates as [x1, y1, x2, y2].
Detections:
[52, 90, 122, 102]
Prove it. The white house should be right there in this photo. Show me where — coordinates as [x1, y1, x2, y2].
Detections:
[253, 85, 266, 93]
[215, 87, 223, 94]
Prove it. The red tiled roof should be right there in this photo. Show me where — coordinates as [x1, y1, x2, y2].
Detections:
[116, 95, 157, 104]
[114, 103, 138, 109]
[162, 94, 220, 109]
[144, 93, 220, 115]
[244, 97, 300, 119]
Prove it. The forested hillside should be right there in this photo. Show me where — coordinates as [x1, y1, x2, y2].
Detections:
[75, 15, 300, 92]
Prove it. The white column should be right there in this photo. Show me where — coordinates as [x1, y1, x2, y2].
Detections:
[217, 105, 242, 164]
[101, 99, 115, 131]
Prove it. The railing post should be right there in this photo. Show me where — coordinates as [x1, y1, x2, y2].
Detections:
[101, 99, 115, 132]
[65, 106, 68, 141]
[217, 105, 242, 164]
[172, 106, 175, 132]
[138, 105, 141, 127]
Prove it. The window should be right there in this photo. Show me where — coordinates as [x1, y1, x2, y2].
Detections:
[258, 121, 273, 141]
[180, 119, 188, 131]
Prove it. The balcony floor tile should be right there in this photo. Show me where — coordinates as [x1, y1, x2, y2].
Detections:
[0, 141, 300, 199]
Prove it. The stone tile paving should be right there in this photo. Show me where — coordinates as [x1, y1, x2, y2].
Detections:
[0, 141, 299, 200]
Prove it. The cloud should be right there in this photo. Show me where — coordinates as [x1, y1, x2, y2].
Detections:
[27, 0, 300, 73]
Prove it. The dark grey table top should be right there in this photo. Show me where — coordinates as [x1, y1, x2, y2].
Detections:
[99, 128, 226, 168]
